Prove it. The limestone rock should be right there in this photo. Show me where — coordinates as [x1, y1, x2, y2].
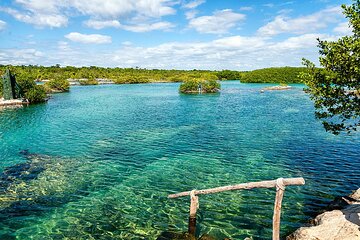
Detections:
[287, 189, 360, 240]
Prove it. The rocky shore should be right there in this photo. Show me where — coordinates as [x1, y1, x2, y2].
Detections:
[287, 189, 360, 240]
[0, 98, 29, 107]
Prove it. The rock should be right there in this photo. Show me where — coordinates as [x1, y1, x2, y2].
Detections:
[350, 189, 360, 200]
[262, 85, 292, 91]
[198, 234, 216, 240]
[287, 189, 360, 240]
[156, 231, 196, 240]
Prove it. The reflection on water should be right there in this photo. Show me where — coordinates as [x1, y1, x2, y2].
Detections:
[0, 82, 359, 239]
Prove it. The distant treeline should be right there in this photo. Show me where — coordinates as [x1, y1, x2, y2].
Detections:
[0, 65, 308, 85]
[240, 67, 308, 83]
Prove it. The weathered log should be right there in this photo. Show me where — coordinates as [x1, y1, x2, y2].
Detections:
[168, 177, 305, 199]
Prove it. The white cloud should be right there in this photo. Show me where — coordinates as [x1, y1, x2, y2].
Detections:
[65, 32, 112, 44]
[258, 6, 343, 36]
[71, 0, 176, 18]
[189, 9, 246, 34]
[0, 32, 326, 69]
[263, 3, 274, 8]
[239, 7, 253, 11]
[58, 41, 71, 51]
[271, 33, 326, 49]
[13, 0, 64, 12]
[0, 48, 43, 65]
[84, 19, 121, 29]
[107, 34, 323, 69]
[185, 10, 198, 19]
[333, 22, 353, 35]
[121, 21, 174, 32]
[183, 0, 205, 9]
[0, 7, 68, 28]
[84, 19, 174, 32]
[0, 20, 6, 30]
[2, 0, 177, 28]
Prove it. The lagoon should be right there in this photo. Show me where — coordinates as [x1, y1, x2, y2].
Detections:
[0, 81, 359, 239]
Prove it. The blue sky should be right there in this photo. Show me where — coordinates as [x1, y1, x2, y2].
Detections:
[0, 0, 353, 70]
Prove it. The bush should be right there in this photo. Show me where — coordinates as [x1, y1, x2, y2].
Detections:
[45, 79, 70, 92]
[79, 79, 98, 85]
[216, 70, 242, 80]
[240, 67, 307, 83]
[9, 73, 47, 103]
[24, 85, 47, 103]
[202, 79, 221, 92]
[16, 77, 37, 95]
[179, 79, 220, 93]
[0, 81, 3, 98]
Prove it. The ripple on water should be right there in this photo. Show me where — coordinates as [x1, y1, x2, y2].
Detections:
[0, 82, 359, 239]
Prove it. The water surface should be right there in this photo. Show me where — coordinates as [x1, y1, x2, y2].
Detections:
[0, 81, 359, 239]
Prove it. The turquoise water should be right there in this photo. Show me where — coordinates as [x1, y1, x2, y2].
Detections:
[0, 81, 359, 239]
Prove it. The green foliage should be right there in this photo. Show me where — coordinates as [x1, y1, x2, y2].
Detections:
[216, 70, 242, 80]
[79, 79, 99, 85]
[240, 67, 307, 83]
[0, 65, 226, 86]
[301, 1, 360, 134]
[16, 76, 37, 95]
[24, 85, 47, 103]
[179, 79, 199, 93]
[0, 80, 3, 98]
[179, 78, 220, 93]
[45, 79, 70, 92]
[0, 67, 47, 103]
[113, 74, 150, 84]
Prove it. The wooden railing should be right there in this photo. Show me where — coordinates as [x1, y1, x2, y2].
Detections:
[168, 177, 305, 240]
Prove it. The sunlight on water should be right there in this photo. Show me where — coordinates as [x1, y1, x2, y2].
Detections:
[0, 82, 359, 239]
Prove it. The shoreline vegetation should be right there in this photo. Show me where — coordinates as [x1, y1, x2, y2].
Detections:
[0, 65, 308, 103]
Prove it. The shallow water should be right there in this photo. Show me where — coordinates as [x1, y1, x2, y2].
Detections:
[0, 81, 359, 239]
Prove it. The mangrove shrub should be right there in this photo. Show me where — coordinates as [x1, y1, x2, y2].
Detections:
[179, 79, 220, 93]
[45, 79, 70, 92]
[24, 85, 47, 103]
[240, 67, 306, 83]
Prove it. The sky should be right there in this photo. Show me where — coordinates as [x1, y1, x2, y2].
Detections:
[0, 0, 354, 70]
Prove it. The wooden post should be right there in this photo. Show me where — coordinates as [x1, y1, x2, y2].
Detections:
[272, 178, 285, 240]
[188, 190, 199, 236]
[167, 177, 305, 239]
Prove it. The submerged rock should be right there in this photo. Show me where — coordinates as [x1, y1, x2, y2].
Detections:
[0, 152, 93, 212]
[156, 231, 232, 240]
[157, 231, 196, 240]
[287, 189, 360, 240]
[198, 234, 216, 240]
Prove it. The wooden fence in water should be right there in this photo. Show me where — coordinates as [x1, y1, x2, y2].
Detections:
[168, 177, 305, 240]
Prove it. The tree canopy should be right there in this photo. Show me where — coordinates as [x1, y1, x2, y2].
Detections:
[240, 67, 306, 83]
[179, 78, 220, 94]
[301, 0, 360, 134]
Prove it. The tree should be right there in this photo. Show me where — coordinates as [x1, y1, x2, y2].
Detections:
[24, 85, 47, 103]
[45, 78, 70, 92]
[301, 0, 360, 134]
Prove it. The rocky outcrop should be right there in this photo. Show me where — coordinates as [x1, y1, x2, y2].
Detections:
[287, 189, 360, 240]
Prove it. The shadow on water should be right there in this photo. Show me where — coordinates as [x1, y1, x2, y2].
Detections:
[343, 205, 360, 227]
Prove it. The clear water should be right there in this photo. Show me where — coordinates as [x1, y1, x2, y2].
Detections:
[0, 81, 359, 239]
